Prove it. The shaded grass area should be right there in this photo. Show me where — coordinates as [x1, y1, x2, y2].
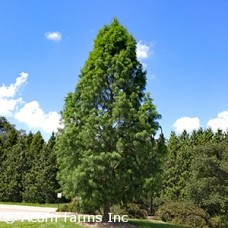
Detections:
[0, 218, 188, 228]
[0, 218, 83, 228]
[129, 219, 188, 228]
[0, 202, 59, 208]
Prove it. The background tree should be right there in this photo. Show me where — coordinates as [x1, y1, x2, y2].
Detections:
[35, 133, 60, 203]
[142, 132, 167, 215]
[22, 131, 45, 202]
[161, 130, 192, 200]
[0, 117, 61, 203]
[0, 119, 21, 201]
[186, 141, 228, 218]
[56, 19, 162, 221]
[158, 128, 228, 227]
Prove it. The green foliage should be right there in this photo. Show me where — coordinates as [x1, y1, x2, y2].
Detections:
[160, 128, 228, 227]
[0, 119, 24, 202]
[186, 141, 228, 217]
[55, 18, 162, 219]
[123, 203, 148, 219]
[58, 198, 99, 214]
[0, 117, 61, 204]
[162, 129, 228, 203]
[30, 133, 60, 203]
[156, 201, 211, 228]
[161, 130, 193, 200]
[210, 215, 228, 228]
[22, 132, 61, 203]
[22, 132, 46, 203]
[57, 203, 70, 212]
[69, 199, 99, 214]
[152, 197, 166, 213]
[142, 133, 167, 215]
[111, 201, 148, 219]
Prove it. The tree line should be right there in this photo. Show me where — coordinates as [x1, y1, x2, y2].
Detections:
[0, 116, 60, 203]
[156, 128, 228, 227]
[0, 115, 227, 226]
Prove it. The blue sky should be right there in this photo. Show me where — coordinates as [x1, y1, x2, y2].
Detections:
[0, 0, 228, 140]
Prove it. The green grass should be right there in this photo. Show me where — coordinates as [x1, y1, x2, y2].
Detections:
[0, 202, 59, 208]
[0, 218, 83, 228]
[129, 219, 188, 227]
[0, 203, 187, 228]
[0, 218, 188, 228]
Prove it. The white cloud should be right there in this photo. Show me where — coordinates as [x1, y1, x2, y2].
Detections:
[0, 72, 28, 98]
[173, 117, 200, 133]
[45, 31, 62, 42]
[136, 41, 153, 60]
[207, 111, 228, 132]
[15, 72, 28, 87]
[15, 101, 62, 133]
[0, 72, 28, 116]
[0, 72, 62, 135]
[0, 98, 22, 116]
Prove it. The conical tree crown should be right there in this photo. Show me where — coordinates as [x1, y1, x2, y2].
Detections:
[57, 19, 161, 211]
[64, 19, 149, 128]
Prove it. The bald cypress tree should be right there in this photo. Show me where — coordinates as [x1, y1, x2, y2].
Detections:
[56, 19, 161, 221]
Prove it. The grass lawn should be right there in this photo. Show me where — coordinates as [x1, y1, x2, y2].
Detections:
[0, 218, 83, 228]
[0, 203, 187, 227]
[129, 219, 188, 227]
[0, 218, 188, 228]
[0, 202, 59, 208]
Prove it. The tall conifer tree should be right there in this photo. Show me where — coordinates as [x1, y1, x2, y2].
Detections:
[56, 19, 161, 221]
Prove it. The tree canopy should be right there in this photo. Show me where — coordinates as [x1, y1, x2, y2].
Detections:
[55, 19, 162, 221]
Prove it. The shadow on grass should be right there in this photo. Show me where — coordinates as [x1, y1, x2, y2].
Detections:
[0, 218, 83, 228]
[129, 219, 187, 228]
[0, 218, 188, 228]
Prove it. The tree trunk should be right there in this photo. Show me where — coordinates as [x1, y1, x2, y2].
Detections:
[102, 202, 111, 222]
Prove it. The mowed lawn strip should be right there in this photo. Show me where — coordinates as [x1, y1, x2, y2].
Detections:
[0, 202, 58, 208]
[129, 219, 188, 227]
[0, 218, 83, 228]
[0, 218, 188, 228]
[0, 203, 187, 227]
